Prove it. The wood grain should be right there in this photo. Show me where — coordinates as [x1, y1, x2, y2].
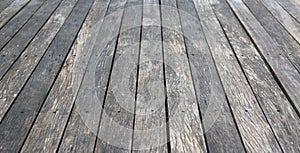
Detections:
[275, 0, 300, 23]
[177, 0, 245, 152]
[0, 0, 46, 50]
[0, 0, 77, 122]
[193, 0, 283, 152]
[0, 0, 62, 79]
[0, 0, 30, 29]
[0, 0, 94, 151]
[227, 0, 300, 125]
[162, 0, 207, 152]
[212, 0, 300, 151]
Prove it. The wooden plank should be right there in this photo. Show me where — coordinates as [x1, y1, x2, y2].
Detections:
[95, 1, 142, 152]
[192, 0, 283, 152]
[275, 0, 300, 23]
[177, 0, 245, 152]
[227, 0, 300, 128]
[20, 0, 112, 151]
[258, 0, 300, 44]
[0, 0, 63, 79]
[0, 0, 94, 151]
[212, 0, 300, 152]
[0, 0, 31, 29]
[161, 0, 207, 152]
[242, 0, 300, 72]
[131, 0, 168, 152]
[57, 0, 127, 152]
[0, 0, 15, 13]
[0, 0, 78, 123]
[0, 0, 46, 50]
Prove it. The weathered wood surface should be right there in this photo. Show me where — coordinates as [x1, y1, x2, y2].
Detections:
[0, 0, 299, 152]
[258, 0, 300, 44]
[193, 0, 283, 152]
[242, 0, 300, 73]
[0, 0, 94, 151]
[96, 0, 142, 152]
[212, 0, 300, 152]
[0, 0, 46, 50]
[132, 0, 167, 152]
[161, 0, 207, 152]
[227, 0, 300, 122]
[177, 0, 245, 152]
[0, 0, 77, 122]
[58, 0, 127, 152]
[18, 0, 82, 151]
[275, 0, 300, 23]
[0, 0, 62, 79]
[0, 0, 31, 29]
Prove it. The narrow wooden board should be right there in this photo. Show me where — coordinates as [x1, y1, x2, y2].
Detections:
[0, 0, 94, 151]
[227, 0, 300, 126]
[161, 0, 207, 152]
[17, 0, 84, 152]
[212, 0, 300, 151]
[177, 0, 245, 152]
[0, 0, 62, 79]
[0, 0, 46, 50]
[192, 0, 283, 152]
[242, 0, 300, 72]
[258, 0, 300, 43]
[131, 0, 168, 152]
[0, 0, 31, 29]
[275, 0, 300, 23]
[58, 0, 127, 152]
[0, 0, 78, 123]
[96, 1, 142, 152]
[0, 0, 15, 13]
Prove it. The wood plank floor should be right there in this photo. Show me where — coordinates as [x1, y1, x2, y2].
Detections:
[0, 0, 299, 152]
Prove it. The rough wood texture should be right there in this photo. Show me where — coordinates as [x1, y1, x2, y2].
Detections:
[161, 0, 207, 152]
[0, 0, 46, 50]
[212, 0, 300, 152]
[275, 0, 300, 23]
[0, 0, 77, 122]
[18, 0, 83, 151]
[0, 0, 62, 79]
[193, 0, 283, 152]
[58, 0, 127, 152]
[132, 0, 167, 152]
[177, 0, 245, 152]
[0, 0, 30, 29]
[0, 0, 15, 13]
[96, 0, 142, 152]
[242, 0, 300, 73]
[227, 0, 300, 123]
[0, 0, 94, 151]
[258, 0, 300, 43]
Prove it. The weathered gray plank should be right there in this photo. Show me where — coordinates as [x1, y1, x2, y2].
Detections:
[227, 0, 300, 127]
[0, 0, 30, 29]
[193, 0, 283, 152]
[161, 0, 207, 152]
[212, 0, 300, 152]
[258, 0, 300, 44]
[95, 0, 142, 152]
[0, 0, 15, 13]
[0, 0, 63, 79]
[17, 0, 84, 152]
[275, 0, 300, 23]
[0, 0, 94, 151]
[177, 0, 245, 152]
[58, 0, 127, 152]
[241, 0, 300, 73]
[0, 0, 46, 50]
[0, 0, 74, 122]
[131, 0, 168, 152]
